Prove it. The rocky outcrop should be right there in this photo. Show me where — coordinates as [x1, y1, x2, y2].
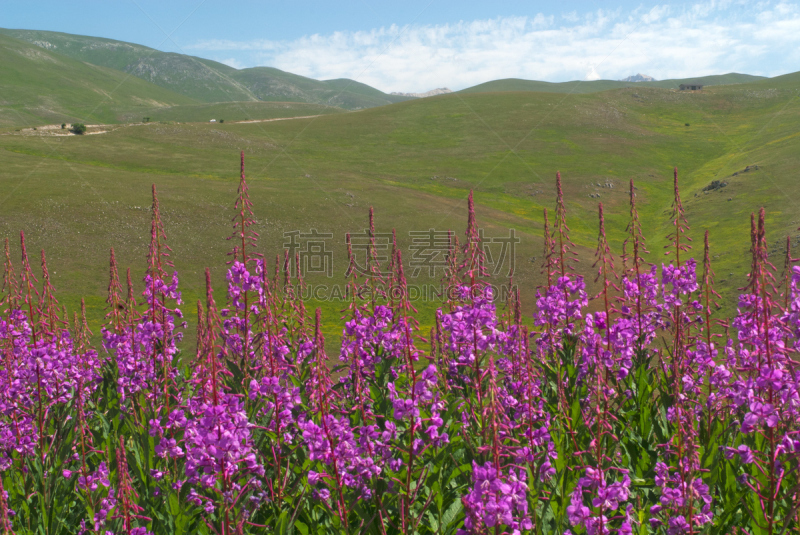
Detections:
[621, 74, 656, 82]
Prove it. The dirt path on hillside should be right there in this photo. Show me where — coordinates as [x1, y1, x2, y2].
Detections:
[234, 115, 323, 124]
[5, 113, 326, 137]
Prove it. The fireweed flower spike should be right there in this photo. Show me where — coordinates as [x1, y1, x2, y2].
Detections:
[184, 270, 262, 532]
[105, 248, 125, 333]
[534, 173, 588, 354]
[621, 179, 645, 274]
[554, 171, 579, 278]
[78, 298, 92, 349]
[146, 186, 182, 399]
[228, 151, 258, 266]
[19, 231, 39, 342]
[566, 206, 635, 535]
[460, 339, 534, 533]
[649, 168, 715, 533]
[365, 206, 388, 308]
[195, 300, 206, 389]
[461, 190, 489, 287]
[125, 266, 138, 324]
[115, 436, 153, 535]
[620, 179, 660, 351]
[1, 237, 20, 313]
[590, 203, 619, 370]
[728, 208, 800, 532]
[0, 474, 10, 535]
[541, 208, 556, 289]
[666, 167, 692, 263]
[7, 152, 800, 533]
[299, 308, 357, 526]
[223, 258, 262, 369]
[249, 280, 298, 503]
[698, 231, 726, 426]
[224, 151, 261, 375]
[102, 188, 184, 492]
[38, 249, 64, 337]
[129, 185, 184, 422]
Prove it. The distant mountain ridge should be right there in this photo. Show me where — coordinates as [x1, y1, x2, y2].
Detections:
[0, 28, 413, 110]
[0, 26, 788, 128]
[621, 73, 656, 82]
[391, 88, 452, 98]
[459, 73, 768, 94]
[0, 32, 196, 127]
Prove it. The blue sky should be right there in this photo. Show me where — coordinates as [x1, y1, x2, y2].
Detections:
[3, 1, 800, 92]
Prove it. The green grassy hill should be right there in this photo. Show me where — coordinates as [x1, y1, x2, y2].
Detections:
[0, 32, 346, 127]
[460, 73, 767, 94]
[0, 28, 258, 103]
[0, 28, 415, 110]
[2, 71, 800, 347]
[0, 33, 198, 127]
[321, 78, 414, 104]
[756, 70, 800, 88]
[113, 54, 258, 103]
[229, 67, 413, 109]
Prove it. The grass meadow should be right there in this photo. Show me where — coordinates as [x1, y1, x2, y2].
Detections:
[2, 77, 800, 347]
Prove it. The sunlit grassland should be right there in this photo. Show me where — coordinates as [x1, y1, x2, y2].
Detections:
[2, 77, 800, 349]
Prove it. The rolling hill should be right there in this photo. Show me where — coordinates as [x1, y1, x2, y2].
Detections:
[0, 28, 414, 110]
[1, 27, 776, 114]
[229, 67, 413, 109]
[460, 73, 767, 94]
[2, 70, 800, 345]
[0, 32, 198, 127]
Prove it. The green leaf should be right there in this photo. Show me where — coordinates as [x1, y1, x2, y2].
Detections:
[295, 520, 309, 535]
[278, 510, 290, 534]
[440, 499, 463, 530]
[169, 492, 180, 516]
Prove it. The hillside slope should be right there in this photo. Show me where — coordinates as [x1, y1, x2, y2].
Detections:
[116, 101, 345, 123]
[230, 67, 413, 109]
[0, 33, 197, 127]
[0, 28, 413, 110]
[2, 73, 799, 327]
[460, 73, 767, 94]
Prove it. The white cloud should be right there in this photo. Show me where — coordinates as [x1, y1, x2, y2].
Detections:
[186, 1, 800, 93]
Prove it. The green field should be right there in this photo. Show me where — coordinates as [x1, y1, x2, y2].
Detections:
[2, 29, 800, 348]
[117, 101, 344, 124]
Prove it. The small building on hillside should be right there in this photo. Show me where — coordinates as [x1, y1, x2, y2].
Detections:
[679, 83, 703, 91]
